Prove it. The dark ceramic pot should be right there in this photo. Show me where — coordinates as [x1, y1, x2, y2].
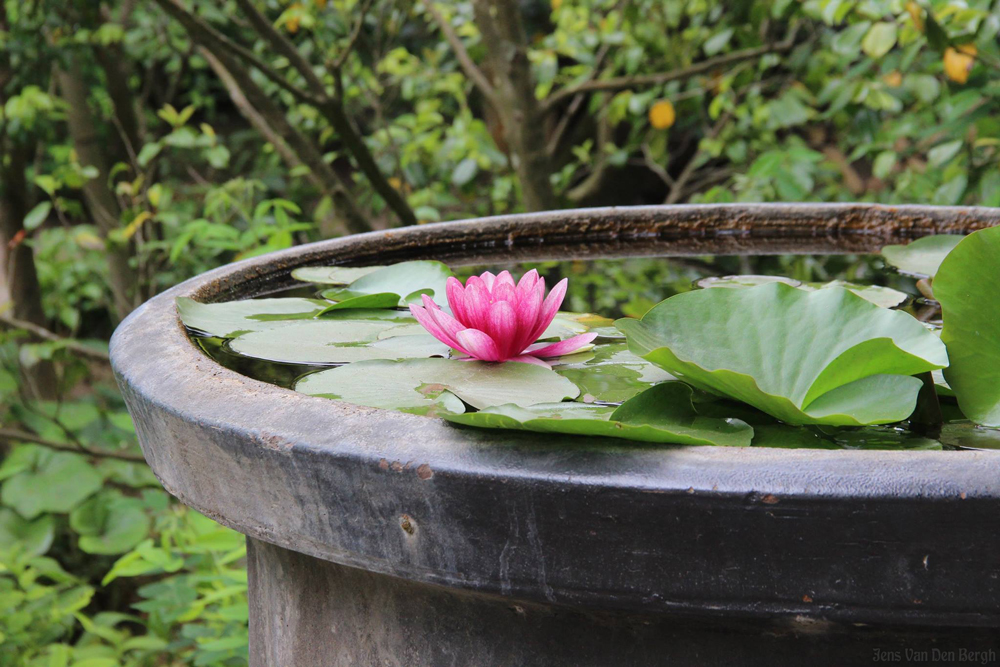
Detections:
[111, 205, 1000, 666]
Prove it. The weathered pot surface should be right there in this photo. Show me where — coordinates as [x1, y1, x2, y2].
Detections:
[112, 205, 1000, 663]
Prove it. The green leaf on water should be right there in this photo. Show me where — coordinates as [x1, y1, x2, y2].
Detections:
[880, 235, 965, 278]
[290, 265, 383, 285]
[177, 297, 328, 338]
[445, 382, 753, 447]
[315, 293, 400, 314]
[229, 320, 450, 364]
[321, 260, 454, 306]
[934, 226, 1000, 426]
[616, 283, 948, 425]
[295, 358, 580, 412]
[698, 275, 908, 308]
[552, 342, 675, 403]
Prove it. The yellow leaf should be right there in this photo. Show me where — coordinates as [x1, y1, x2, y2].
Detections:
[75, 231, 105, 250]
[906, 2, 924, 31]
[121, 211, 152, 240]
[315, 0, 327, 6]
[286, 16, 300, 33]
[388, 177, 403, 190]
[200, 123, 216, 138]
[648, 100, 676, 130]
[883, 71, 903, 88]
[944, 45, 976, 84]
[551, 0, 562, 10]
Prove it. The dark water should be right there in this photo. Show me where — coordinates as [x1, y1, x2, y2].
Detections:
[189, 254, 1000, 451]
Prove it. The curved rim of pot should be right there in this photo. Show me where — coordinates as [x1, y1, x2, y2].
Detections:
[111, 204, 1000, 627]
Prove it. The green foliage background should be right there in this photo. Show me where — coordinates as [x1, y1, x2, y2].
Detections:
[0, 0, 997, 663]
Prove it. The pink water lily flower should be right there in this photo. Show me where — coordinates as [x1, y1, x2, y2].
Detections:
[409, 269, 597, 367]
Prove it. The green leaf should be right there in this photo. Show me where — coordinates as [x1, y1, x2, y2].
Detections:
[934, 226, 1000, 425]
[927, 140, 963, 167]
[315, 293, 400, 314]
[451, 158, 478, 186]
[1, 450, 103, 519]
[295, 358, 580, 412]
[69, 492, 150, 555]
[321, 260, 454, 306]
[616, 283, 948, 425]
[23, 201, 51, 231]
[862, 22, 897, 59]
[881, 235, 964, 278]
[0, 508, 55, 556]
[230, 320, 450, 364]
[552, 342, 675, 403]
[290, 265, 383, 285]
[445, 382, 753, 447]
[698, 275, 908, 308]
[176, 297, 328, 338]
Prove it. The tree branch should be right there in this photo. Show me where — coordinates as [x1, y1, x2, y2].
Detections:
[331, 0, 373, 71]
[231, 0, 328, 97]
[541, 27, 801, 113]
[152, 0, 319, 106]
[419, 0, 499, 109]
[0, 312, 111, 362]
[0, 427, 147, 463]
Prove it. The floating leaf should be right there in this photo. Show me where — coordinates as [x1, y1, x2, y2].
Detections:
[290, 265, 383, 285]
[177, 297, 328, 338]
[939, 421, 1000, 450]
[616, 283, 948, 425]
[934, 226, 1000, 425]
[698, 275, 907, 308]
[552, 342, 675, 403]
[296, 358, 580, 411]
[881, 235, 964, 278]
[315, 293, 400, 314]
[322, 260, 454, 306]
[230, 320, 450, 364]
[445, 382, 753, 447]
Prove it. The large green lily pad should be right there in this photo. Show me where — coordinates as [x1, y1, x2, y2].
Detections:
[616, 283, 948, 425]
[698, 275, 908, 308]
[295, 358, 580, 412]
[881, 235, 964, 278]
[552, 342, 675, 403]
[934, 226, 1000, 426]
[321, 260, 454, 306]
[290, 265, 383, 285]
[229, 320, 451, 364]
[177, 297, 328, 338]
[444, 382, 753, 447]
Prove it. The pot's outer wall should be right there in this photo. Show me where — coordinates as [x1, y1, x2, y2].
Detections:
[111, 205, 1000, 626]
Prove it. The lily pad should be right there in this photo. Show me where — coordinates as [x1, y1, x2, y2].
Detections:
[698, 275, 908, 308]
[295, 358, 580, 411]
[230, 320, 451, 364]
[552, 342, 675, 403]
[291, 265, 383, 285]
[934, 226, 1000, 426]
[444, 382, 753, 447]
[177, 296, 328, 338]
[616, 283, 948, 425]
[321, 260, 454, 306]
[315, 293, 400, 314]
[881, 235, 964, 278]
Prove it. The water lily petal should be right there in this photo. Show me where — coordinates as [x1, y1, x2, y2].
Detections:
[529, 277, 568, 341]
[456, 328, 501, 361]
[517, 269, 539, 293]
[446, 276, 469, 325]
[409, 304, 465, 352]
[513, 284, 544, 352]
[495, 270, 515, 291]
[487, 300, 518, 358]
[479, 271, 497, 291]
[464, 278, 492, 330]
[507, 354, 552, 368]
[528, 332, 598, 358]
